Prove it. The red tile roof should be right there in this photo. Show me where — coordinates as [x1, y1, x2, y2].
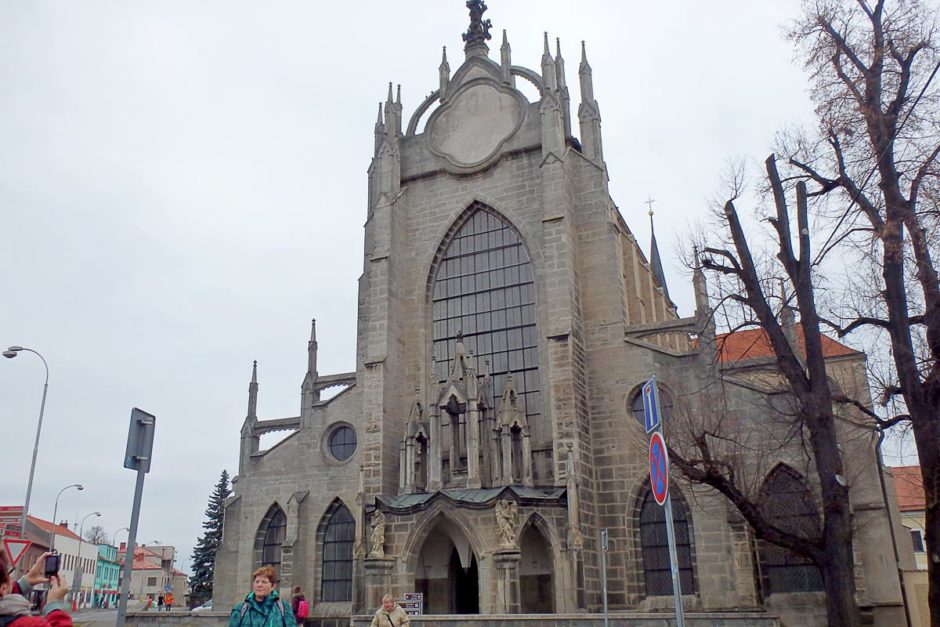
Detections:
[892, 465, 926, 512]
[27, 516, 82, 542]
[716, 327, 859, 363]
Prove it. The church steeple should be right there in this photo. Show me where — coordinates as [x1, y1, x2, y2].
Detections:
[240, 360, 260, 474]
[555, 38, 571, 139]
[647, 203, 670, 301]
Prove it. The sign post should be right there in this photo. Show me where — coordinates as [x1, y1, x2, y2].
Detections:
[116, 408, 156, 627]
[642, 376, 686, 627]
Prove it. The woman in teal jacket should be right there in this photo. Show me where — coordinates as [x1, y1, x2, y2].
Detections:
[228, 566, 298, 627]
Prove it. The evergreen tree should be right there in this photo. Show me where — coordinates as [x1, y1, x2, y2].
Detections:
[188, 469, 231, 607]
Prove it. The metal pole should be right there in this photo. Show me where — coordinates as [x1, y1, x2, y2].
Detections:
[600, 528, 609, 627]
[17, 349, 49, 534]
[51, 484, 83, 551]
[116, 462, 147, 627]
[663, 495, 686, 627]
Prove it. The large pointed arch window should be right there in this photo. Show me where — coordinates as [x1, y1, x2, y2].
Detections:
[757, 465, 824, 594]
[320, 502, 355, 602]
[638, 483, 695, 595]
[431, 205, 542, 442]
[255, 505, 286, 570]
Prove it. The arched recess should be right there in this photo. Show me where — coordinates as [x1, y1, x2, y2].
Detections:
[316, 499, 355, 602]
[756, 465, 824, 595]
[408, 508, 483, 615]
[634, 481, 696, 597]
[254, 504, 286, 571]
[428, 202, 545, 466]
[518, 514, 556, 613]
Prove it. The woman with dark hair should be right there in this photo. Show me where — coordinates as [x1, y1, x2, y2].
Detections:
[228, 566, 296, 627]
[289, 586, 307, 621]
[0, 550, 72, 626]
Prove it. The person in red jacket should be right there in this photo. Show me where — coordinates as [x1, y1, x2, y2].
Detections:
[0, 549, 72, 626]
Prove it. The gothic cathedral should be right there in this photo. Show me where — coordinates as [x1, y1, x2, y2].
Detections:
[214, 4, 909, 626]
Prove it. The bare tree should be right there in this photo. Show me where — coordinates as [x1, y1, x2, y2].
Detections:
[670, 154, 864, 627]
[779, 1, 940, 623]
[84, 524, 108, 545]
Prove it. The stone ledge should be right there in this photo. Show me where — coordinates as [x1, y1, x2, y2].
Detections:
[350, 612, 779, 627]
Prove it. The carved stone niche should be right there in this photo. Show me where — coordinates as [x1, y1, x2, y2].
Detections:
[427, 78, 526, 172]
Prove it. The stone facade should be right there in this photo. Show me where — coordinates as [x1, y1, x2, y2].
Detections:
[213, 5, 912, 627]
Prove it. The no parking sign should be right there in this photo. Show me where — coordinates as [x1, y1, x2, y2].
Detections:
[648, 431, 669, 506]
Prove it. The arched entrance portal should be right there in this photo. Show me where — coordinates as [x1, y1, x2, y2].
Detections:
[519, 520, 554, 613]
[415, 518, 480, 614]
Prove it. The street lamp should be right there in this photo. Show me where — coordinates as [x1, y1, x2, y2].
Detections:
[74, 512, 101, 609]
[3, 345, 50, 534]
[51, 484, 84, 550]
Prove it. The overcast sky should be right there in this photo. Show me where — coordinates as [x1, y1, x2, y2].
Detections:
[1, 1, 901, 575]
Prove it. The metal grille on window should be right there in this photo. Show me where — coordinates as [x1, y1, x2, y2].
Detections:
[261, 508, 286, 569]
[757, 466, 824, 594]
[321, 505, 355, 602]
[329, 425, 357, 461]
[631, 389, 674, 426]
[639, 484, 695, 595]
[431, 207, 542, 443]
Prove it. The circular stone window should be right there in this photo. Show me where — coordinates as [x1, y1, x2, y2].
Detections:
[328, 425, 357, 461]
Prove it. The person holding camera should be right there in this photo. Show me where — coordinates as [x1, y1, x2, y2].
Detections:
[0, 550, 72, 626]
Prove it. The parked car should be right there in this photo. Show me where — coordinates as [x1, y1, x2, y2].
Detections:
[192, 599, 213, 612]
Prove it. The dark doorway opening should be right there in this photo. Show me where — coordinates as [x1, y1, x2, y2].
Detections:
[450, 550, 479, 614]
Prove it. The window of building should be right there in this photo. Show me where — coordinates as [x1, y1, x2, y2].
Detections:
[911, 528, 925, 552]
[328, 425, 357, 461]
[757, 465, 824, 594]
[638, 482, 695, 595]
[630, 387, 674, 427]
[147, 577, 157, 587]
[260, 507, 287, 569]
[320, 503, 355, 602]
[431, 206, 543, 443]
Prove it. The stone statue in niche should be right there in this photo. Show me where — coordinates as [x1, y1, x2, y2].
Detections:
[369, 510, 386, 558]
[495, 499, 518, 549]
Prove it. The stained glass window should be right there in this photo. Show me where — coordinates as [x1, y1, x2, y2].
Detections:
[757, 466, 824, 594]
[639, 484, 695, 595]
[431, 207, 543, 443]
[321, 504, 355, 601]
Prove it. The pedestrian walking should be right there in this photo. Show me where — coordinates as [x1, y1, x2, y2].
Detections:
[370, 594, 409, 627]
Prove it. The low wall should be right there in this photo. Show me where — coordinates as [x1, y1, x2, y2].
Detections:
[350, 613, 779, 627]
[127, 611, 780, 627]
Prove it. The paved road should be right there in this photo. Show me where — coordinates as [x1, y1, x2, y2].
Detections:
[72, 608, 117, 626]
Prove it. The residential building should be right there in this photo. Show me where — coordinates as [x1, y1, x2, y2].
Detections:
[118, 543, 188, 604]
[93, 544, 120, 608]
[891, 465, 931, 626]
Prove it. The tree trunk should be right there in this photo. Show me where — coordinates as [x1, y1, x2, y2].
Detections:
[821, 509, 862, 627]
[912, 411, 940, 627]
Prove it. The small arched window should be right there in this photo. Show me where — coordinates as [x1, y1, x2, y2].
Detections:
[630, 387, 674, 427]
[320, 503, 355, 602]
[757, 465, 824, 594]
[256, 505, 287, 570]
[638, 483, 695, 595]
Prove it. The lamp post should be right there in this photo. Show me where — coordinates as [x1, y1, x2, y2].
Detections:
[113, 527, 130, 604]
[51, 484, 84, 550]
[3, 346, 49, 534]
[74, 511, 101, 609]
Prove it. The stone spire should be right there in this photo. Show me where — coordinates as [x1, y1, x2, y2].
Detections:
[307, 318, 318, 383]
[555, 37, 571, 138]
[247, 360, 258, 420]
[500, 30, 512, 84]
[439, 47, 451, 100]
[647, 202, 670, 301]
[541, 32, 557, 92]
[578, 40, 604, 162]
[462, 0, 492, 58]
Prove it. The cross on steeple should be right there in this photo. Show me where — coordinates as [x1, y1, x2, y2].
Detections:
[645, 196, 656, 217]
